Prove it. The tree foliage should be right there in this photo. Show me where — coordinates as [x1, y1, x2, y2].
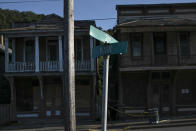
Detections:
[0, 8, 45, 29]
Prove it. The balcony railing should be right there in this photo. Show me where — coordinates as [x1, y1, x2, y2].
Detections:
[8, 62, 35, 72]
[7, 60, 93, 72]
[40, 61, 59, 72]
[75, 60, 91, 71]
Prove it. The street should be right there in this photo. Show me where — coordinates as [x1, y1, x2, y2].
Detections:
[131, 125, 196, 131]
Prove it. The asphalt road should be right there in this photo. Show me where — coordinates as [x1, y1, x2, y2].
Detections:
[131, 125, 196, 131]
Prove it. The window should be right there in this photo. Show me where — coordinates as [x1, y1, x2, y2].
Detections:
[47, 39, 58, 61]
[130, 33, 143, 58]
[25, 39, 35, 62]
[75, 38, 83, 61]
[179, 32, 190, 56]
[154, 33, 166, 55]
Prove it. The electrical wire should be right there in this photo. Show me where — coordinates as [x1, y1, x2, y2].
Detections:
[0, 0, 62, 4]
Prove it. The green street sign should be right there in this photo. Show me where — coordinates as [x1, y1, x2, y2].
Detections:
[92, 41, 128, 58]
[90, 25, 118, 44]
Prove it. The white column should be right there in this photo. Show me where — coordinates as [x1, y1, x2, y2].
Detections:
[35, 36, 39, 72]
[90, 36, 95, 71]
[58, 35, 63, 72]
[12, 39, 16, 63]
[5, 36, 9, 72]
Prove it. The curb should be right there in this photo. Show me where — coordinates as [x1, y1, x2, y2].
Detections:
[123, 121, 196, 130]
[86, 119, 196, 131]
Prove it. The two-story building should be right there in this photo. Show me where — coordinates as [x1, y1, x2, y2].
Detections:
[0, 14, 97, 120]
[116, 3, 196, 118]
[0, 35, 15, 124]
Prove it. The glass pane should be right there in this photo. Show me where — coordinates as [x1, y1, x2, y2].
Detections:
[25, 40, 34, 62]
[131, 33, 142, 57]
[48, 45, 57, 61]
[76, 39, 82, 61]
[154, 33, 166, 55]
[180, 33, 189, 56]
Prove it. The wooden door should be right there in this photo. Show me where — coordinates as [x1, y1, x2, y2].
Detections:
[152, 82, 170, 114]
[44, 84, 62, 117]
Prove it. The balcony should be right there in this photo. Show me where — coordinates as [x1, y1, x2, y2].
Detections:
[7, 60, 93, 73]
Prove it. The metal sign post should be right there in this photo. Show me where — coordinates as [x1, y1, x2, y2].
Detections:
[90, 25, 128, 131]
[102, 54, 110, 131]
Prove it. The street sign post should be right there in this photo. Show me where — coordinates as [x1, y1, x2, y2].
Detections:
[90, 25, 127, 131]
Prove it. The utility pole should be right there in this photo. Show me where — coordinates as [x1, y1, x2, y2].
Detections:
[64, 0, 76, 131]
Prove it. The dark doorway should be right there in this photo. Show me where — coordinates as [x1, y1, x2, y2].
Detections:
[152, 82, 170, 115]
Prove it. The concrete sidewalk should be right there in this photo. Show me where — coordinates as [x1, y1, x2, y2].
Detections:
[0, 116, 196, 131]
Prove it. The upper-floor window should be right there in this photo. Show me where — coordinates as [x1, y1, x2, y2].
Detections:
[47, 39, 58, 61]
[75, 38, 83, 61]
[130, 33, 143, 58]
[154, 32, 166, 55]
[179, 32, 190, 56]
[24, 39, 34, 62]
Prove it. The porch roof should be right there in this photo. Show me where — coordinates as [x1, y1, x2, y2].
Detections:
[0, 17, 96, 35]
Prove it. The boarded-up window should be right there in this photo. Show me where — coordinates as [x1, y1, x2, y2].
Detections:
[179, 32, 190, 56]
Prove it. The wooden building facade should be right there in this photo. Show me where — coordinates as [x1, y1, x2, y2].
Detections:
[0, 15, 97, 120]
[116, 3, 196, 118]
[0, 36, 15, 125]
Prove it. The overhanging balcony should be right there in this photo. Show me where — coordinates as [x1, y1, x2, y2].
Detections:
[7, 60, 93, 73]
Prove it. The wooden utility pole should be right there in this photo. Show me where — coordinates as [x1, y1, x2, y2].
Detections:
[64, 0, 76, 131]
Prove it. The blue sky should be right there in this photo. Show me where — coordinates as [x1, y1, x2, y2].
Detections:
[0, 0, 196, 30]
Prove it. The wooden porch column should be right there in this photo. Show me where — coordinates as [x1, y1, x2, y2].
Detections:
[58, 36, 63, 72]
[90, 36, 95, 71]
[118, 71, 124, 118]
[177, 33, 181, 65]
[170, 71, 177, 115]
[147, 71, 153, 108]
[5, 36, 9, 72]
[92, 75, 97, 120]
[150, 33, 155, 65]
[38, 76, 44, 118]
[12, 39, 16, 64]
[6, 76, 16, 121]
[35, 36, 39, 72]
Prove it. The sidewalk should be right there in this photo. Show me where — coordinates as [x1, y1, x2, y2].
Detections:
[0, 116, 196, 131]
